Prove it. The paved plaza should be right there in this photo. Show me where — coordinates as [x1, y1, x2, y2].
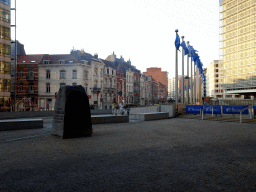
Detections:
[1, 117, 256, 191]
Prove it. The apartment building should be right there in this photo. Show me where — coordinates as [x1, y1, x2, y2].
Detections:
[0, 0, 11, 111]
[206, 60, 222, 98]
[143, 67, 168, 101]
[219, 0, 256, 98]
[38, 54, 87, 110]
[100, 59, 117, 109]
[125, 68, 133, 104]
[140, 75, 146, 106]
[16, 55, 44, 111]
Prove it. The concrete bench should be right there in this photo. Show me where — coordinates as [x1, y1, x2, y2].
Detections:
[0, 118, 44, 131]
[91, 115, 129, 125]
[134, 112, 169, 121]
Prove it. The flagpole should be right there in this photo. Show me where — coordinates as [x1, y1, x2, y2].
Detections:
[194, 61, 196, 104]
[175, 29, 178, 110]
[186, 41, 189, 104]
[181, 36, 184, 105]
[190, 56, 193, 104]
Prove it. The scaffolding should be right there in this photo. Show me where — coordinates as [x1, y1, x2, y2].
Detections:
[219, 0, 256, 95]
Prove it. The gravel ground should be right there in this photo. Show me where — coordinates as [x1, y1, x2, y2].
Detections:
[1, 118, 256, 191]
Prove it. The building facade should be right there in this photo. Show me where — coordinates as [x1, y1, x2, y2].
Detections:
[143, 67, 168, 102]
[140, 75, 146, 106]
[219, 0, 256, 98]
[100, 59, 117, 109]
[0, 0, 11, 111]
[133, 71, 140, 105]
[15, 55, 44, 111]
[125, 69, 133, 104]
[38, 54, 87, 110]
[206, 60, 222, 98]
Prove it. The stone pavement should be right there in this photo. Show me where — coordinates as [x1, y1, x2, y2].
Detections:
[1, 118, 256, 191]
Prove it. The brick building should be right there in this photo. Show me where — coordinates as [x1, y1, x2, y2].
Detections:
[15, 55, 44, 111]
[143, 67, 168, 102]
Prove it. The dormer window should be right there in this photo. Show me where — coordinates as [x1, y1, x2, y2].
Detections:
[59, 60, 66, 64]
[30, 60, 36, 63]
[69, 61, 74, 63]
[22, 61, 26, 63]
[44, 60, 50, 64]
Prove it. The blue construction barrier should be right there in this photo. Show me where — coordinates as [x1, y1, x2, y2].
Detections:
[186, 105, 203, 114]
[186, 105, 249, 115]
[254, 106, 256, 112]
[222, 105, 248, 114]
[204, 105, 221, 114]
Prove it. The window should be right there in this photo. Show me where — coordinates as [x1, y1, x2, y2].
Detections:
[29, 69, 34, 78]
[60, 83, 66, 88]
[46, 83, 50, 92]
[107, 69, 109, 74]
[20, 69, 23, 78]
[112, 70, 114, 75]
[59, 60, 65, 64]
[44, 60, 50, 64]
[94, 68, 98, 76]
[29, 83, 34, 92]
[46, 70, 50, 79]
[72, 70, 77, 79]
[20, 83, 23, 91]
[72, 83, 77, 86]
[84, 70, 88, 79]
[60, 70, 66, 79]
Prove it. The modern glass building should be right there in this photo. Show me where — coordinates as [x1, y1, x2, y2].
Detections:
[219, 0, 256, 98]
[0, 0, 11, 111]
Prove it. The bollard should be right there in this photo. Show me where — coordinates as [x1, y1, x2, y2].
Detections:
[249, 106, 253, 119]
[240, 111, 242, 123]
[202, 109, 204, 120]
[221, 106, 223, 117]
[212, 107, 213, 117]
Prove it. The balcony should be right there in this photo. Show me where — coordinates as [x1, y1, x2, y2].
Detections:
[27, 76, 34, 80]
[92, 87, 101, 93]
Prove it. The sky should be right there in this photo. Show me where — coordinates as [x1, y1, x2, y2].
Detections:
[11, 0, 220, 79]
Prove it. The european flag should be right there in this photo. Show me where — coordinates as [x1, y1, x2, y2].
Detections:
[175, 34, 180, 51]
[193, 53, 199, 62]
[180, 41, 189, 55]
[188, 45, 198, 57]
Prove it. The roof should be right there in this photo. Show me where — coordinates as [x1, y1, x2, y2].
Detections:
[38, 54, 79, 64]
[17, 54, 45, 64]
[99, 59, 116, 69]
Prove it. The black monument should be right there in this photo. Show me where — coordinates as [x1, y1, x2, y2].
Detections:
[52, 85, 92, 138]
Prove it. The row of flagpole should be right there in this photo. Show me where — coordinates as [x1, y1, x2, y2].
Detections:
[175, 29, 206, 109]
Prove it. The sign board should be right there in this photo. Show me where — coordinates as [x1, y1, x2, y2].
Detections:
[204, 105, 221, 114]
[186, 105, 203, 114]
[222, 105, 248, 114]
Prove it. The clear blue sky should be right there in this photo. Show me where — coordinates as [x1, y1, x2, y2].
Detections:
[11, 0, 219, 78]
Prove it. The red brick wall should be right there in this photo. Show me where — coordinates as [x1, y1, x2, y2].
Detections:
[16, 64, 38, 110]
[143, 68, 168, 87]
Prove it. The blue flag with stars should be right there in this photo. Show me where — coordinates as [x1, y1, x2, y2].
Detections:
[180, 41, 189, 55]
[175, 34, 180, 51]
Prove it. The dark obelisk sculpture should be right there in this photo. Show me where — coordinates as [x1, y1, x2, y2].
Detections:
[52, 85, 92, 139]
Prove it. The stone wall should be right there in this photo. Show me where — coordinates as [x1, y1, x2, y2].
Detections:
[0, 109, 112, 120]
